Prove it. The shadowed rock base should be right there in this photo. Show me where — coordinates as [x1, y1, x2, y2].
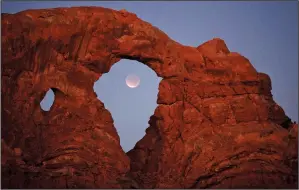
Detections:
[1, 7, 298, 189]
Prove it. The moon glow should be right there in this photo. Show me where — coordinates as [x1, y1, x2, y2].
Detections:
[126, 74, 140, 88]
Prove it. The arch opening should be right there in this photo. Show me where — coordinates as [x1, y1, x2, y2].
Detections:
[93, 59, 162, 152]
[40, 88, 55, 111]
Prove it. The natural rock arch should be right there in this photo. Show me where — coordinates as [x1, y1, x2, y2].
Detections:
[1, 7, 297, 189]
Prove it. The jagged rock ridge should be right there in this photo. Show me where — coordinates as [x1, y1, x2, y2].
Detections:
[1, 7, 298, 188]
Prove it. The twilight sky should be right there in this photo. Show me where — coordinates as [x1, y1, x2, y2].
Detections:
[2, 1, 298, 152]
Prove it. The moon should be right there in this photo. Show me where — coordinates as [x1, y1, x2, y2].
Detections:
[126, 74, 140, 88]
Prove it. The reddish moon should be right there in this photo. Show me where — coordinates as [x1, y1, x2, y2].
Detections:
[126, 74, 140, 88]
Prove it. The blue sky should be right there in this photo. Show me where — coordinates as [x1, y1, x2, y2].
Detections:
[2, 1, 298, 152]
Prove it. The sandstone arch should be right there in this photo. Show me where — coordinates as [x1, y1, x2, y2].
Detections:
[1, 7, 297, 188]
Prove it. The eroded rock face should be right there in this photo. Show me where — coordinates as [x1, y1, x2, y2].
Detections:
[1, 7, 297, 188]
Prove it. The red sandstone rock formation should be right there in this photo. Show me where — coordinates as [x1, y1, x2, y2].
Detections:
[1, 7, 297, 188]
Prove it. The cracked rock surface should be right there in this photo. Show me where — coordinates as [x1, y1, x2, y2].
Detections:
[1, 7, 298, 188]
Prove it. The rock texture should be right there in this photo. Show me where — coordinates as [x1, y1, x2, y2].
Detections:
[1, 7, 298, 189]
